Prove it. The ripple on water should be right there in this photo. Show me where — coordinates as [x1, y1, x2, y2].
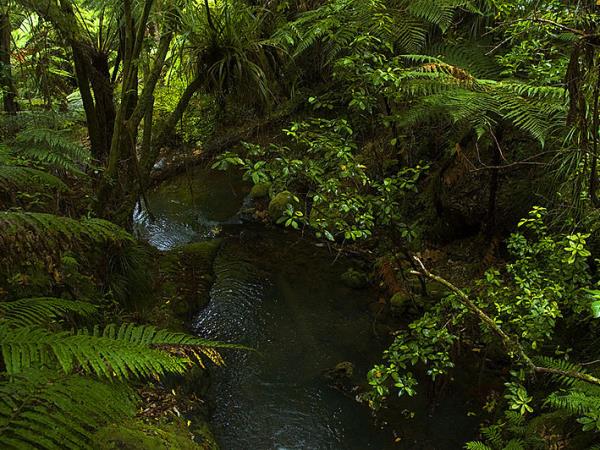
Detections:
[136, 167, 478, 450]
[193, 239, 396, 450]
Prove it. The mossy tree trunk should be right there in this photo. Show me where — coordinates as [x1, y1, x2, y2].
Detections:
[15, 0, 179, 227]
[0, 8, 18, 114]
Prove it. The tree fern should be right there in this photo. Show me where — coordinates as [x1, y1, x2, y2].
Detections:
[0, 369, 137, 450]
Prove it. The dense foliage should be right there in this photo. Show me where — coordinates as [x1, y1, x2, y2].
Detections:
[3, 0, 600, 447]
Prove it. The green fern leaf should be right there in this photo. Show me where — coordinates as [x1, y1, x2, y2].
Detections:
[0, 370, 136, 450]
[0, 298, 96, 326]
[0, 322, 231, 379]
[0, 166, 68, 193]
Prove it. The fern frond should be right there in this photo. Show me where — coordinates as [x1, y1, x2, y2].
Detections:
[388, 59, 567, 144]
[503, 439, 525, 450]
[534, 356, 586, 386]
[94, 323, 239, 365]
[427, 42, 501, 79]
[0, 212, 134, 265]
[0, 166, 68, 192]
[0, 298, 96, 326]
[0, 370, 136, 450]
[394, 17, 428, 53]
[499, 83, 568, 102]
[0, 322, 230, 379]
[481, 424, 503, 447]
[15, 128, 91, 175]
[465, 442, 493, 450]
[546, 387, 600, 414]
[407, 0, 458, 32]
[400, 54, 444, 64]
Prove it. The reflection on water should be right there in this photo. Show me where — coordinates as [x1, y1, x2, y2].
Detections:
[194, 235, 396, 450]
[134, 167, 478, 450]
[133, 166, 249, 250]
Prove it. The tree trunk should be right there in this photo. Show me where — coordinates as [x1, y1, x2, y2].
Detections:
[0, 10, 18, 114]
[153, 73, 204, 149]
[71, 43, 106, 160]
[88, 50, 116, 164]
[485, 140, 501, 237]
[97, 4, 172, 226]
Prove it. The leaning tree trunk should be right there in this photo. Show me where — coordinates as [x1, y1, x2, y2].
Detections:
[0, 10, 18, 114]
[151, 73, 204, 151]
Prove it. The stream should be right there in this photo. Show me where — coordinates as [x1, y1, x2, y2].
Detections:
[134, 167, 479, 450]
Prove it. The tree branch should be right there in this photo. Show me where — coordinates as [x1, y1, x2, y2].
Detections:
[410, 257, 600, 387]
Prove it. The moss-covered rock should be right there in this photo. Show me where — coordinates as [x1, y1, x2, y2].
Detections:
[94, 420, 206, 450]
[249, 182, 271, 199]
[425, 282, 450, 299]
[268, 191, 298, 221]
[389, 291, 411, 312]
[191, 422, 219, 450]
[341, 268, 369, 289]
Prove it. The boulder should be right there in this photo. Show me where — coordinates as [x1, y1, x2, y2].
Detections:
[323, 361, 355, 379]
[268, 191, 298, 221]
[322, 361, 356, 393]
[341, 268, 369, 289]
[389, 291, 411, 312]
[249, 182, 271, 199]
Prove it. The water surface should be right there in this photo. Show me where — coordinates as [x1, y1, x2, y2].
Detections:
[135, 167, 479, 449]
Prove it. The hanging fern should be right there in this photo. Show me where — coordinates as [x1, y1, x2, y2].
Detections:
[0, 321, 232, 379]
[0, 166, 68, 193]
[386, 60, 568, 145]
[427, 41, 501, 79]
[0, 297, 97, 326]
[0, 369, 137, 450]
[14, 128, 91, 176]
[407, 0, 473, 32]
[273, 0, 477, 71]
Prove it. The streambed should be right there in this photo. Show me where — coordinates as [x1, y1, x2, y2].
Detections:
[134, 166, 478, 449]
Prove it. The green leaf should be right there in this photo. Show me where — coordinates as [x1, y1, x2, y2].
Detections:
[591, 301, 600, 319]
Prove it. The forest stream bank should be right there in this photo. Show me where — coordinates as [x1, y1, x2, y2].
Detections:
[135, 166, 485, 449]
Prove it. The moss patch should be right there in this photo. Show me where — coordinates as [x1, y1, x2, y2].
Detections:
[94, 419, 213, 450]
[268, 191, 298, 221]
[249, 182, 271, 199]
[341, 268, 369, 289]
[149, 239, 222, 329]
[389, 291, 410, 312]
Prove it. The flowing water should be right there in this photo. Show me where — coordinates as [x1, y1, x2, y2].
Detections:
[134, 167, 479, 450]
